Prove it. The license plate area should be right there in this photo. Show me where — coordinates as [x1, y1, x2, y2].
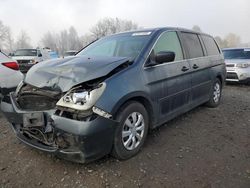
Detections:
[23, 113, 45, 128]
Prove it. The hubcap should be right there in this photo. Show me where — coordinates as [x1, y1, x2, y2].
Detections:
[213, 82, 221, 103]
[122, 112, 145, 151]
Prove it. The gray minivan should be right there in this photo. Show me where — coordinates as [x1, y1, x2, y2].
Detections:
[1, 27, 226, 163]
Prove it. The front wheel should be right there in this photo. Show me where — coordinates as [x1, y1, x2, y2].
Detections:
[206, 78, 222, 108]
[111, 101, 149, 160]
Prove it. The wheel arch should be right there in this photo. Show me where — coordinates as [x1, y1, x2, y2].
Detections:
[111, 93, 156, 128]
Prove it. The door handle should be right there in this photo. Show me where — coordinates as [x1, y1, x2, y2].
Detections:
[193, 64, 199, 69]
[181, 66, 189, 72]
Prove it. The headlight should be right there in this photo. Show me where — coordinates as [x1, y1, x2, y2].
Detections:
[28, 59, 36, 64]
[236, 63, 250, 68]
[56, 82, 106, 111]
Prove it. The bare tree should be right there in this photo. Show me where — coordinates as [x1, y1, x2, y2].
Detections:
[41, 31, 59, 52]
[90, 17, 138, 39]
[0, 20, 8, 49]
[41, 26, 83, 55]
[4, 27, 14, 52]
[192, 25, 202, 32]
[224, 33, 241, 48]
[15, 30, 32, 49]
[68, 26, 82, 50]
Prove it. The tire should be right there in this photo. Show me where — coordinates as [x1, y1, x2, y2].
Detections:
[206, 78, 222, 108]
[111, 101, 149, 160]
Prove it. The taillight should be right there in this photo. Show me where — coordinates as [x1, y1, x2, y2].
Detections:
[2, 62, 19, 71]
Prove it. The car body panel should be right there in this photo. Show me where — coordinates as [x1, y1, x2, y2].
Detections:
[25, 56, 130, 92]
[0, 52, 23, 99]
[1, 93, 117, 163]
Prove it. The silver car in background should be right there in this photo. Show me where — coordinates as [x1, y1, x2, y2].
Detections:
[222, 48, 250, 83]
[0, 51, 23, 101]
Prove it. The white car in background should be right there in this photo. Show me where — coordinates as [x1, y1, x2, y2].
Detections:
[11, 48, 50, 73]
[222, 48, 250, 83]
[0, 51, 23, 101]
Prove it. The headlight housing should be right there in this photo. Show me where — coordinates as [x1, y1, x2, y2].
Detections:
[236, 63, 250, 68]
[56, 82, 106, 111]
[28, 59, 36, 64]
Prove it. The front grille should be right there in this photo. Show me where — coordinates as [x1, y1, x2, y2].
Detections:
[226, 72, 238, 80]
[18, 95, 57, 111]
[226, 64, 235, 67]
[17, 60, 30, 64]
[17, 84, 61, 111]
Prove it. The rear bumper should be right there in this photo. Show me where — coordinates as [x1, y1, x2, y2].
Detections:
[1, 93, 118, 163]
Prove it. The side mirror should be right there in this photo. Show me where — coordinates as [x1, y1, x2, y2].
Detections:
[38, 53, 42, 57]
[146, 51, 175, 67]
[155, 51, 175, 64]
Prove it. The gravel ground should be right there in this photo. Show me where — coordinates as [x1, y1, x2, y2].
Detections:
[0, 85, 250, 188]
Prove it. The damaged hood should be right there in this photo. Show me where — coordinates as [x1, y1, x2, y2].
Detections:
[24, 56, 130, 92]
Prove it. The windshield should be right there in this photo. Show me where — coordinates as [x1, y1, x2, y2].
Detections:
[64, 51, 76, 57]
[78, 33, 151, 60]
[14, 49, 37, 56]
[223, 49, 250, 59]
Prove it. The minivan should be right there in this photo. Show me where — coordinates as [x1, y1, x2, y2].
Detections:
[1, 27, 226, 163]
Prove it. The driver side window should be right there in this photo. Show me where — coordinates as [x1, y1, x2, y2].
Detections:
[153, 32, 184, 61]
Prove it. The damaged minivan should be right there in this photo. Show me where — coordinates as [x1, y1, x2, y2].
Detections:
[1, 28, 226, 163]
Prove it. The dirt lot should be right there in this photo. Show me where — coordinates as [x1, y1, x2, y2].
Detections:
[0, 85, 250, 188]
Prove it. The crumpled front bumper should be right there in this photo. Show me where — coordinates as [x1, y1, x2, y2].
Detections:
[1, 93, 118, 163]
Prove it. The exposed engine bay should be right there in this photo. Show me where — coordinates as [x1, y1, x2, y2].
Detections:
[13, 78, 111, 148]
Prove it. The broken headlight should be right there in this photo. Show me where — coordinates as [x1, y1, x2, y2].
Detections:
[56, 82, 106, 111]
[236, 63, 250, 68]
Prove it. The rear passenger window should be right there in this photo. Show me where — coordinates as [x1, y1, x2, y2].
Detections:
[181, 32, 204, 59]
[201, 35, 220, 56]
[153, 31, 183, 61]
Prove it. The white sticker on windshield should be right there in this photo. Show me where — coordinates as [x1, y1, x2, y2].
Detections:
[132, 32, 151, 36]
[244, 48, 250, 52]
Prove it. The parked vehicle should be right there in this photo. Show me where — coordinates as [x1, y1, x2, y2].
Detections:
[63, 50, 78, 57]
[0, 51, 23, 101]
[1, 28, 226, 163]
[222, 48, 250, 83]
[49, 51, 59, 59]
[11, 48, 50, 73]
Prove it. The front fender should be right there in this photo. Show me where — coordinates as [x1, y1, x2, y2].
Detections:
[94, 65, 158, 122]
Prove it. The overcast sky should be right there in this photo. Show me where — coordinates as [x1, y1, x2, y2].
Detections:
[0, 0, 249, 46]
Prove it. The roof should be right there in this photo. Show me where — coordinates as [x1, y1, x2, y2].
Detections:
[222, 47, 250, 50]
[113, 27, 212, 37]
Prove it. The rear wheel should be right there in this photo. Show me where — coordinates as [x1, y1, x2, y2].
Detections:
[111, 101, 149, 160]
[206, 78, 222, 108]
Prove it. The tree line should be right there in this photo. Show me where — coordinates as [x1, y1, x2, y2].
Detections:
[0, 20, 246, 56]
[192, 25, 243, 48]
[0, 18, 138, 55]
